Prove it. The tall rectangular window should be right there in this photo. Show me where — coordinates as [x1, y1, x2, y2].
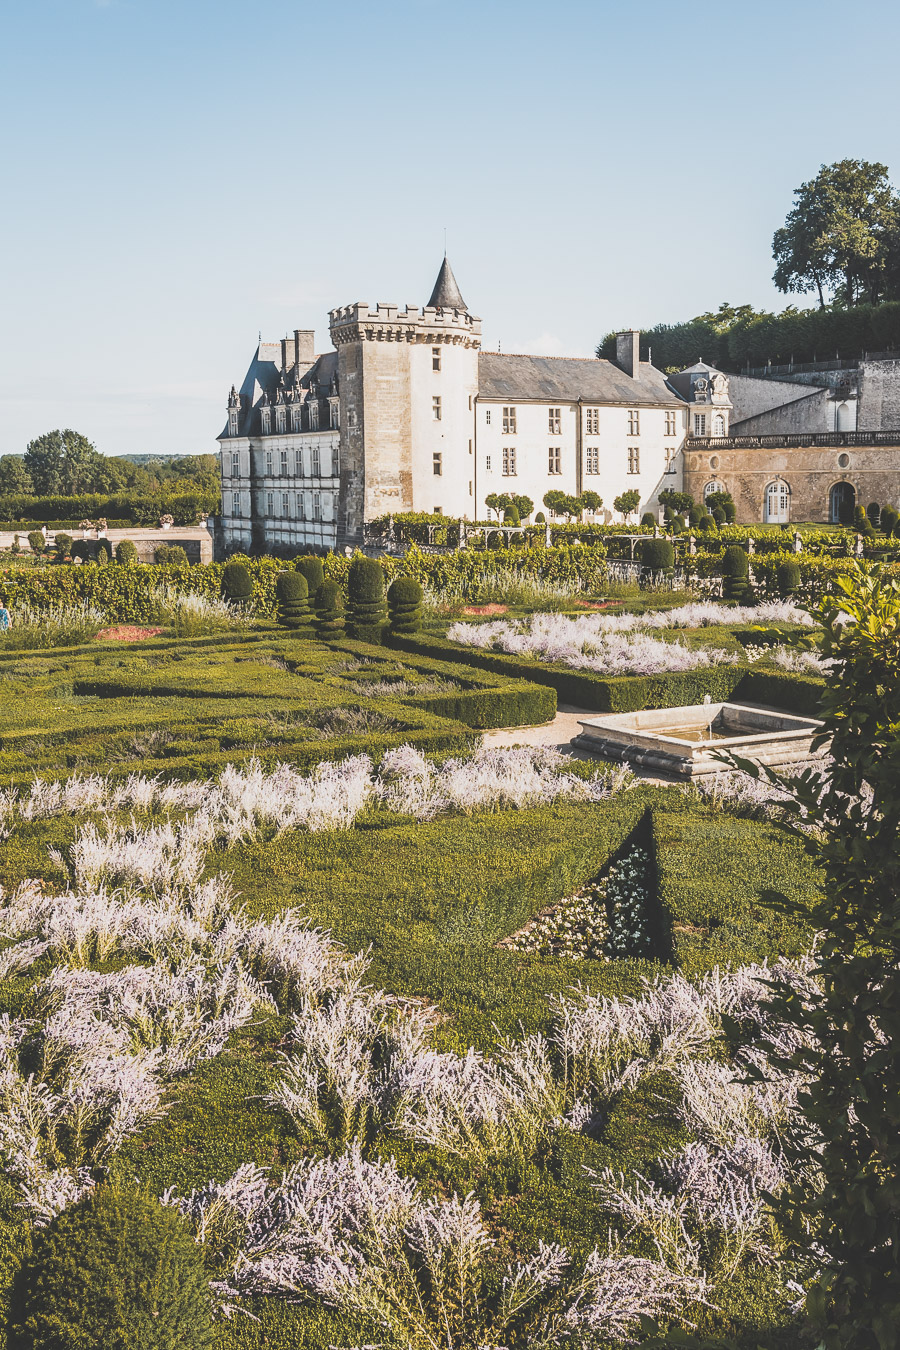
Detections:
[485, 409, 491, 425]
[312, 446, 321, 476]
[432, 347, 441, 371]
[627, 410, 640, 435]
[548, 407, 561, 435]
[627, 447, 640, 474]
[665, 446, 677, 474]
[231, 451, 239, 476]
[282, 492, 290, 517]
[548, 446, 561, 475]
[298, 494, 306, 520]
[502, 446, 516, 476]
[665, 411, 677, 435]
[502, 406, 516, 434]
[432, 396, 442, 421]
[275, 408, 286, 433]
[309, 402, 319, 431]
[485, 455, 492, 471]
[313, 493, 321, 521]
[433, 452, 442, 476]
[265, 450, 273, 473]
[295, 448, 303, 475]
[291, 406, 302, 431]
[266, 491, 274, 515]
[693, 413, 707, 436]
[232, 494, 241, 518]
[280, 450, 287, 475]
[229, 411, 238, 436]
[586, 446, 599, 474]
[585, 407, 600, 435]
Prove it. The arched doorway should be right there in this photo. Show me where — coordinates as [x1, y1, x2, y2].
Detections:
[830, 481, 855, 524]
[836, 402, 854, 431]
[764, 480, 791, 524]
[712, 413, 725, 437]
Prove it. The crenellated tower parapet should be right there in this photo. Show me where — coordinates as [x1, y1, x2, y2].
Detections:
[329, 301, 482, 349]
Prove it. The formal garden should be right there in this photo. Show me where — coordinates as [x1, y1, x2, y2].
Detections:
[0, 540, 896, 1349]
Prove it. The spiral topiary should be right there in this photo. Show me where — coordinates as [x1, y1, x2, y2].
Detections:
[640, 538, 675, 572]
[722, 544, 751, 602]
[115, 539, 138, 566]
[347, 556, 387, 641]
[7, 1185, 214, 1350]
[221, 561, 253, 606]
[314, 579, 345, 635]
[294, 555, 325, 594]
[276, 570, 310, 629]
[777, 559, 801, 598]
[388, 576, 424, 634]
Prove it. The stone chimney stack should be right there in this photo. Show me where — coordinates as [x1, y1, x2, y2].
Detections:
[280, 337, 292, 371]
[615, 330, 641, 380]
[294, 329, 315, 369]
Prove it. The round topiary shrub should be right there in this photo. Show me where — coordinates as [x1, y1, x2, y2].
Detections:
[27, 531, 44, 555]
[347, 557, 387, 640]
[688, 507, 702, 527]
[722, 544, 750, 601]
[724, 500, 737, 523]
[7, 1185, 214, 1350]
[640, 512, 656, 529]
[487, 529, 503, 550]
[276, 570, 310, 629]
[295, 555, 325, 594]
[388, 576, 424, 634]
[712, 507, 726, 526]
[221, 561, 253, 605]
[853, 504, 873, 536]
[97, 539, 113, 564]
[314, 579, 345, 635]
[671, 514, 686, 534]
[154, 544, 188, 566]
[697, 513, 714, 532]
[115, 538, 138, 566]
[534, 512, 545, 524]
[54, 533, 74, 560]
[777, 558, 801, 598]
[502, 505, 520, 525]
[640, 538, 675, 572]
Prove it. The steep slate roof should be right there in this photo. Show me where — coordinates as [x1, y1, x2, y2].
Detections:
[427, 256, 467, 311]
[477, 353, 683, 407]
[220, 347, 338, 438]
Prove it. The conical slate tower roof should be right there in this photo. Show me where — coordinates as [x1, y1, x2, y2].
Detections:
[427, 256, 467, 311]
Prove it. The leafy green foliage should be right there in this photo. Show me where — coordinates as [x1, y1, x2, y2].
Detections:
[640, 539, 675, 572]
[23, 430, 104, 497]
[27, 532, 43, 555]
[154, 544, 189, 567]
[7, 1185, 214, 1350]
[115, 539, 138, 566]
[294, 555, 325, 594]
[614, 489, 641, 519]
[777, 559, 801, 597]
[221, 561, 253, 604]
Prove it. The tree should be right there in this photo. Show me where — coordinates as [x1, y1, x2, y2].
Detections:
[512, 494, 534, 520]
[543, 490, 581, 521]
[0, 456, 33, 495]
[24, 429, 104, 496]
[484, 492, 503, 520]
[659, 489, 694, 516]
[613, 489, 641, 520]
[579, 490, 602, 517]
[772, 159, 900, 308]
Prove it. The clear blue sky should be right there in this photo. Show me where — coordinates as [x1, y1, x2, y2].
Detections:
[2, 0, 899, 458]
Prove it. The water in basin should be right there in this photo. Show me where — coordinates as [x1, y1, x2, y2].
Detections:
[651, 724, 731, 742]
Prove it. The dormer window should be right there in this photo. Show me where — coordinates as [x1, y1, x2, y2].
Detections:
[261, 407, 271, 435]
[275, 407, 286, 433]
[291, 406, 302, 431]
[228, 411, 238, 436]
[330, 400, 340, 430]
[309, 402, 320, 431]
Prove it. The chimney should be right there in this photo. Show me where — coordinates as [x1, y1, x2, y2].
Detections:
[615, 330, 641, 380]
[294, 329, 315, 369]
[280, 337, 292, 371]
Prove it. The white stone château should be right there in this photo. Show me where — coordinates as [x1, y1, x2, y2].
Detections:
[218, 259, 691, 551]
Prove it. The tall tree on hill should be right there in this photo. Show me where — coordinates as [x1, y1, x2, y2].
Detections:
[772, 159, 900, 308]
[23, 429, 104, 495]
[0, 455, 33, 494]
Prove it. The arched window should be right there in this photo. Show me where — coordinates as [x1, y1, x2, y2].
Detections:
[704, 480, 725, 499]
[712, 413, 725, 437]
[830, 481, 856, 524]
[764, 480, 791, 524]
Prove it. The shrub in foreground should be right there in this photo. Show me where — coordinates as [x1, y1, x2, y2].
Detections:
[154, 543, 189, 566]
[115, 538, 138, 566]
[640, 538, 675, 573]
[722, 543, 751, 601]
[314, 578, 345, 634]
[7, 1186, 214, 1350]
[347, 555, 386, 640]
[294, 555, 325, 594]
[388, 575, 424, 634]
[276, 569, 310, 629]
[220, 560, 253, 606]
[777, 558, 801, 598]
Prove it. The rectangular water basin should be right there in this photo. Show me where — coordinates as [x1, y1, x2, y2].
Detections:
[573, 702, 825, 779]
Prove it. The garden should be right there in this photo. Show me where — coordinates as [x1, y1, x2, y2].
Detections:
[0, 548, 896, 1349]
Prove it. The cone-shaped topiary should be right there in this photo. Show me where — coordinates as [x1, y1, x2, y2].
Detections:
[722, 544, 751, 601]
[777, 559, 801, 598]
[502, 505, 520, 525]
[314, 579, 345, 635]
[276, 569, 310, 629]
[640, 538, 675, 572]
[712, 507, 726, 526]
[295, 555, 325, 594]
[7, 1185, 214, 1350]
[388, 576, 424, 634]
[671, 515, 686, 534]
[221, 561, 253, 605]
[115, 538, 138, 566]
[347, 556, 387, 640]
[640, 512, 656, 528]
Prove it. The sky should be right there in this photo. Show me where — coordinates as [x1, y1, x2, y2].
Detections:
[2, 0, 900, 459]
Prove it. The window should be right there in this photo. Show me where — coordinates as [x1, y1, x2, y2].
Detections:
[485, 409, 491, 424]
[627, 446, 640, 474]
[432, 347, 441, 371]
[627, 410, 640, 435]
[261, 408, 271, 434]
[664, 446, 677, 475]
[230, 451, 239, 476]
[229, 411, 238, 436]
[313, 493, 321, 521]
[502, 406, 516, 434]
[586, 446, 599, 474]
[298, 493, 306, 520]
[330, 402, 340, 430]
[704, 480, 725, 499]
[432, 396, 442, 421]
[309, 402, 319, 431]
[295, 448, 303, 475]
[469, 480, 472, 496]
[232, 494, 241, 518]
[282, 492, 290, 517]
[548, 446, 561, 475]
[291, 407, 302, 431]
[275, 407, 286, 433]
[585, 407, 599, 435]
[312, 446, 321, 477]
[265, 450, 273, 473]
[433, 452, 443, 476]
[502, 446, 517, 476]
[765, 480, 790, 524]
[485, 455, 492, 471]
[713, 413, 725, 437]
[266, 491, 274, 515]
[280, 450, 287, 475]
[665, 411, 677, 436]
[433, 506, 443, 516]
[693, 413, 707, 436]
[548, 407, 561, 435]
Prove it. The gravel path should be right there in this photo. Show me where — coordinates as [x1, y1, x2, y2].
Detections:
[482, 704, 598, 759]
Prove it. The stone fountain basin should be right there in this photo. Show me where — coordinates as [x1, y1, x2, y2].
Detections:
[573, 702, 825, 778]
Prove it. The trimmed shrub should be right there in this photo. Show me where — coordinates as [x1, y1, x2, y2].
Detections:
[221, 560, 253, 605]
[54, 533, 73, 559]
[487, 529, 503, 549]
[881, 505, 899, 536]
[276, 569, 310, 629]
[115, 538, 138, 566]
[534, 511, 545, 524]
[777, 558, 801, 597]
[712, 506, 726, 526]
[671, 515, 686, 534]
[71, 539, 111, 565]
[154, 543, 189, 566]
[697, 513, 714, 532]
[314, 578, 345, 635]
[295, 555, 325, 594]
[7, 1185, 214, 1350]
[722, 544, 751, 601]
[866, 501, 881, 527]
[347, 556, 387, 640]
[388, 575, 424, 634]
[639, 538, 675, 572]
[27, 531, 44, 555]
[640, 512, 656, 528]
[502, 505, 520, 525]
[854, 504, 874, 536]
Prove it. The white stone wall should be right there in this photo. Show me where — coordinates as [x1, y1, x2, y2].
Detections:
[220, 430, 340, 551]
[409, 338, 478, 517]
